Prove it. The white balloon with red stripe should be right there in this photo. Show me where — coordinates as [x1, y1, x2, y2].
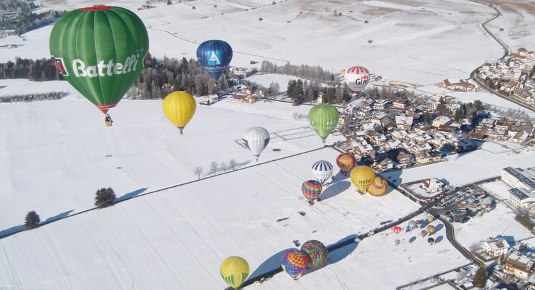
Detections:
[344, 66, 370, 94]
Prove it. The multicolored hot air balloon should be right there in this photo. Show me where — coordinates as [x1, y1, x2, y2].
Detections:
[243, 127, 270, 162]
[367, 176, 388, 196]
[301, 240, 328, 268]
[427, 224, 436, 235]
[350, 165, 376, 193]
[302, 180, 322, 204]
[343, 66, 370, 94]
[196, 40, 233, 80]
[162, 91, 196, 134]
[308, 103, 340, 143]
[281, 249, 309, 280]
[220, 256, 249, 289]
[311, 160, 333, 185]
[49, 5, 149, 121]
[336, 153, 356, 175]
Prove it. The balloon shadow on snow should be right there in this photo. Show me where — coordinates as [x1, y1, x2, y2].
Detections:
[332, 171, 350, 182]
[435, 235, 444, 244]
[0, 224, 25, 239]
[320, 181, 351, 201]
[246, 248, 292, 285]
[380, 169, 403, 188]
[435, 223, 444, 233]
[116, 188, 148, 203]
[409, 236, 417, 243]
[42, 209, 74, 225]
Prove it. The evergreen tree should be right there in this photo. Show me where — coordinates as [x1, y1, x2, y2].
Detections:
[94, 187, 116, 208]
[472, 267, 487, 288]
[25, 210, 40, 229]
[454, 109, 461, 122]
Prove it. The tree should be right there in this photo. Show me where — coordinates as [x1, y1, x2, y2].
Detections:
[472, 267, 487, 288]
[25, 210, 40, 229]
[424, 112, 431, 126]
[194, 166, 203, 180]
[220, 161, 227, 172]
[95, 187, 116, 208]
[210, 161, 218, 174]
[229, 159, 237, 170]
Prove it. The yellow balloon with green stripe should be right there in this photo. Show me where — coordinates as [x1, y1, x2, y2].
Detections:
[162, 91, 196, 134]
[220, 256, 249, 289]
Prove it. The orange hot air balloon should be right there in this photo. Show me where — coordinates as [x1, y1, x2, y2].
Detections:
[367, 176, 388, 196]
[350, 165, 376, 193]
[336, 153, 356, 174]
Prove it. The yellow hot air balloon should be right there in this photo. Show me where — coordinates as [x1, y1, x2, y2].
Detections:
[367, 176, 388, 196]
[220, 256, 249, 289]
[350, 165, 376, 193]
[427, 215, 435, 223]
[162, 91, 196, 134]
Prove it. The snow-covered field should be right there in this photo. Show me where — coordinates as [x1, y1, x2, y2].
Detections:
[2, 0, 535, 289]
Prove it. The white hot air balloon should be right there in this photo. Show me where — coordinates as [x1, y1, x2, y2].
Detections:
[243, 127, 270, 162]
[311, 160, 333, 185]
[344, 66, 370, 94]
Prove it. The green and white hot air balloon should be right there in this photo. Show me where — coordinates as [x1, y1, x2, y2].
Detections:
[308, 103, 340, 143]
[49, 5, 149, 120]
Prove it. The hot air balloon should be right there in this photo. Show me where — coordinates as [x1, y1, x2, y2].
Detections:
[427, 237, 435, 246]
[343, 66, 370, 94]
[311, 160, 333, 185]
[427, 215, 435, 223]
[243, 127, 270, 162]
[367, 176, 388, 196]
[427, 224, 436, 235]
[281, 249, 309, 280]
[302, 180, 322, 205]
[196, 40, 233, 80]
[162, 91, 196, 134]
[408, 220, 417, 231]
[49, 6, 149, 123]
[308, 103, 340, 143]
[301, 240, 328, 268]
[350, 165, 376, 193]
[336, 153, 356, 175]
[391, 226, 402, 234]
[420, 230, 428, 237]
[220, 256, 249, 289]
[395, 239, 401, 246]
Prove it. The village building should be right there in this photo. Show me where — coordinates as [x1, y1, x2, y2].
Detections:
[443, 79, 475, 91]
[502, 167, 535, 192]
[420, 178, 445, 193]
[481, 238, 510, 257]
[503, 252, 535, 280]
[508, 188, 535, 208]
[432, 116, 453, 128]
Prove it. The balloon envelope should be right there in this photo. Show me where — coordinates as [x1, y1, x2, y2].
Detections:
[336, 153, 356, 173]
[243, 127, 270, 160]
[220, 256, 249, 289]
[196, 40, 233, 80]
[49, 5, 149, 114]
[308, 103, 340, 142]
[301, 180, 322, 203]
[350, 165, 376, 193]
[162, 91, 196, 134]
[344, 66, 370, 94]
[427, 225, 436, 235]
[408, 220, 417, 230]
[281, 249, 309, 279]
[367, 176, 388, 196]
[301, 240, 328, 268]
[311, 160, 333, 185]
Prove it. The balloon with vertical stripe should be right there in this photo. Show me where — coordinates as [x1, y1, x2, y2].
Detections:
[308, 103, 340, 142]
[301, 180, 322, 203]
[162, 91, 196, 134]
[220, 256, 249, 289]
[196, 40, 233, 80]
[311, 160, 333, 185]
[301, 240, 328, 268]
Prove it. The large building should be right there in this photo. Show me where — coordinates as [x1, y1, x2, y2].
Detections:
[503, 167, 535, 208]
[503, 252, 535, 280]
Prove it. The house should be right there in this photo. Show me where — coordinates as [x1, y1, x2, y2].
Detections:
[394, 115, 413, 130]
[481, 238, 510, 257]
[421, 178, 444, 193]
[507, 188, 535, 208]
[432, 116, 453, 128]
[443, 79, 475, 91]
[415, 152, 441, 164]
[392, 98, 408, 109]
[502, 167, 535, 192]
[396, 151, 413, 168]
[503, 252, 535, 280]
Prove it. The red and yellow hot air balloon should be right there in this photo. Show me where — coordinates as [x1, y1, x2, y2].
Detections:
[336, 153, 356, 175]
[281, 249, 309, 280]
[367, 176, 388, 196]
[350, 165, 376, 193]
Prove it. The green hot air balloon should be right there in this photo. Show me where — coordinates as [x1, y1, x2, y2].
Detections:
[308, 103, 340, 143]
[50, 5, 149, 118]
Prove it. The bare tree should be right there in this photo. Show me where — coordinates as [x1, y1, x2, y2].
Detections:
[220, 161, 227, 172]
[194, 166, 203, 180]
[210, 161, 218, 174]
[229, 159, 237, 170]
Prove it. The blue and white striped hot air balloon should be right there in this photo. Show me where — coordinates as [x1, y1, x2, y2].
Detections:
[311, 160, 333, 185]
[243, 127, 270, 162]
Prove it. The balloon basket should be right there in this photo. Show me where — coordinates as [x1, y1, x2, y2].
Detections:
[105, 120, 113, 127]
